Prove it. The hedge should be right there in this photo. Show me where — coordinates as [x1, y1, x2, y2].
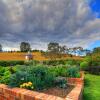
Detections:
[0, 61, 24, 67]
[42, 59, 81, 66]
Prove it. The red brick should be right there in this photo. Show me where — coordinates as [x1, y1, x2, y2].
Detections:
[24, 91, 40, 100]
[0, 94, 7, 100]
[35, 93, 49, 100]
[0, 72, 84, 100]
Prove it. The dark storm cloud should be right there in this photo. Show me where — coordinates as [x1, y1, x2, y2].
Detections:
[0, 1, 10, 34]
[0, 0, 100, 50]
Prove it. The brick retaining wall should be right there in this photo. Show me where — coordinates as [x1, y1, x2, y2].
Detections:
[0, 72, 84, 100]
[66, 71, 84, 100]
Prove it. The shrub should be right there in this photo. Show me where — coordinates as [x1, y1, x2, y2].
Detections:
[0, 71, 11, 84]
[0, 67, 11, 84]
[84, 56, 92, 63]
[43, 60, 58, 66]
[43, 59, 81, 66]
[91, 61, 100, 66]
[67, 66, 80, 78]
[14, 65, 30, 72]
[0, 61, 24, 67]
[80, 61, 89, 70]
[24, 60, 39, 66]
[54, 76, 67, 88]
[66, 60, 74, 65]
[0, 67, 6, 76]
[49, 66, 67, 77]
[28, 66, 55, 90]
[9, 67, 16, 74]
[9, 66, 55, 90]
[57, 60, 67, 65]
[66, 59, 81, 65]
[9, 71, 29, 87]
[43, 60, 67, 66]
[88, 66, 100, 75]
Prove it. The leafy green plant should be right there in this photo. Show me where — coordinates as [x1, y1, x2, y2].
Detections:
[9, 71, 29, 87]
[0, 71, 11, 84]
[9, 66, 55, 90]
[54, 76, 67, 88]
[43, 60, 67, 66]
[67, 66, 80, 78]
[80, 61, 89, 70]
[28, 66, 55, 90]
[49, 66, 67, 77]
[0, 67, 6, 76]
[83, 56, 92, 67]
[9, 67, 16, 74]
[0, 67, 11, 84]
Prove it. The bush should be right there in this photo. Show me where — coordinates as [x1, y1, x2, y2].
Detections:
[24, 60, 39, 66]
[43, 59, 81, 66]
[49, 66, 67, 77]
[67, 66, 80, 78]
[80, 61, 89, 70]
[0, 67, 11, 84]
[9, 71, 29, 87]
[0, 67, 6, 76]
[84, 56, 92, 63]
[54, 76, 67, 88]
[66, 59, 81, 65]
[43, 60, 67, 66]
[9, 66, 55, 90]
[0, 61, 24, 67]
[28, 66, 55, 90]
[88, 66, 100, 75]
[0, 71, 11, 84]
[66, 60, 74, 65]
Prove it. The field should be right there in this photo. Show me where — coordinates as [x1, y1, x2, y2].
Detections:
[0, 52, 47, 61]
[83, 74, 100, 100]
[0, 52, 83, 61]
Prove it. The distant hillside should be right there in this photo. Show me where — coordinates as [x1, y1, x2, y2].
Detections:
[0, 52, 83, 61]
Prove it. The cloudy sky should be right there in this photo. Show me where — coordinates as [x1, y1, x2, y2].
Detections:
[0, 0, 100, 50]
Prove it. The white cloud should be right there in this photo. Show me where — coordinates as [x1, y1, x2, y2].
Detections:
[0, 0, 100, 50]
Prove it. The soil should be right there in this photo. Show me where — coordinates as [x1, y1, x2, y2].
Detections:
[41, 85, 74, 98]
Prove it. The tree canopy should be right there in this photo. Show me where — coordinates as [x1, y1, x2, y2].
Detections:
[0, 44, 2, 52]
[20, 42, 31, 52]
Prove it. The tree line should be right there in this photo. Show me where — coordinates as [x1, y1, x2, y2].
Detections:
[0, 42, 100, 56]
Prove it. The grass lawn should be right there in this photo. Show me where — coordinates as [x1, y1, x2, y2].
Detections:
[83, 73, 100, 100]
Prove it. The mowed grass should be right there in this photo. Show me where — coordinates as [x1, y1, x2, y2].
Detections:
[83, 73, 100, 100]
[0, 52, 83, 61]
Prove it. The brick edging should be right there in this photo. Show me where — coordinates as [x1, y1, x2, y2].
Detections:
[0, 72, 84, 100]
[66, 71, 84, 100]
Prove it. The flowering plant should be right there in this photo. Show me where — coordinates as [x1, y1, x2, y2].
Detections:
[20, 82, 34, 90]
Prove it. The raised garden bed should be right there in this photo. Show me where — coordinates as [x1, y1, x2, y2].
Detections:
[41, 85, 74, 98]
[0, 72, 84, 100]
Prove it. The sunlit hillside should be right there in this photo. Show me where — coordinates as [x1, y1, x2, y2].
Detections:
[0, 52, 83, 61]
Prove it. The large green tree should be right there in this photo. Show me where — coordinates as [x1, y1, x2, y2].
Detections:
[20, 42, 31, 52]
[48, 42, 60, 53]
[47, 42, 67, 60]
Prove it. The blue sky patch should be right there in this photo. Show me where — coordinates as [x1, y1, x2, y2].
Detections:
[90, 0, 100, 18]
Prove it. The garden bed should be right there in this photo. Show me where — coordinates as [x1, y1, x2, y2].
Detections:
[0, 62, 84, 100]
[0, 72, 84, 100]
[41, 85, 74, 98]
